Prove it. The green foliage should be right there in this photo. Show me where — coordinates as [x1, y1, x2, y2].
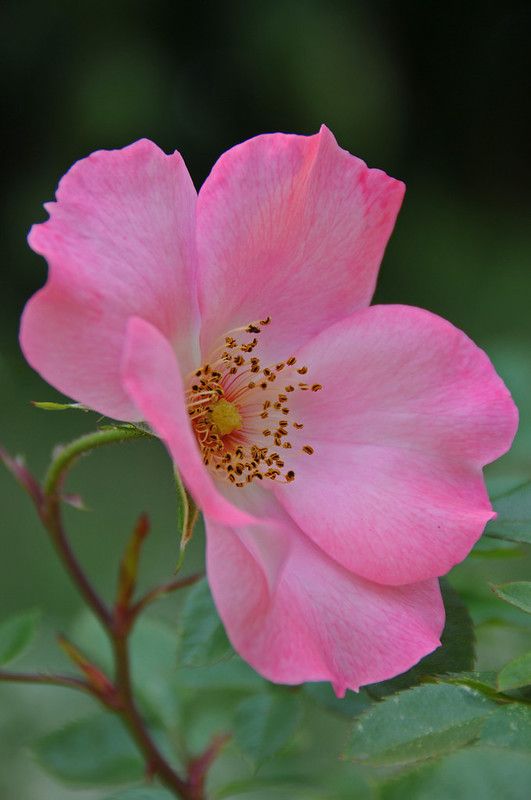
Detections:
[214, 775, 317, 799]
[480, 704, 531, 751]
[232, 688, 303, 765]
[0, 608, 40, 666]
[178, 578, 233, 667]
[486, 481, 531, 544]
[33, 714, 144, 785]
[367, 581, 475, 697]
[434, 671, 500, 700]
[345, 684, 496, 766]
[104, 789, 173, 800]
[497, 651, 531, 691]
[303, 682, 372, 717]
[380, 747, 531, 800]
[492, 581, 531, 614]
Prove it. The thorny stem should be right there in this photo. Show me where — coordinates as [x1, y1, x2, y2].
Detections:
[43, 495, 113, 629]
[43, 425, 148, 496]
[1, 428, 219, 799]
[131, 572, 204, 620]
[0, 670, 94, 697]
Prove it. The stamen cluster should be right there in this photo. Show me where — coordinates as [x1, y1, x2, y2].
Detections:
[186, 318, 321, 487]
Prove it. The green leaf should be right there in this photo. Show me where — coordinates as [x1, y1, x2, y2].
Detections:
[178, 656, 265, 691]
[492, 582, 531, 614]
[498, 651, 531, 691]
[486, 481, 531, 544]
[104, 789, 174, 800]
[435, 671, 501, 700]
[233, 689, 302, 765]
[471, 536, 522, 558]
[344, 683, 496, 766]
[380, 747, 531, 800]
[0, 608, 40, 666]
[480, 704, 531, 751]
[367, 581, 475, 697]
[303, 682, 372, 717]
[178, 578, 233, 667]
[215, 775, 314, 799]
[34, 714, 144, 785]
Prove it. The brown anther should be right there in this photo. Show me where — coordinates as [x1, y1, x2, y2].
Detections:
[248, 381, 256, 388]
[263, 368, 272, 376]
[263, 400, 271, 409]
[283, 442, 292, 449]
[251, 365, 260, 373]
[234, 355, 245, 366]
[302, 445, 314, 455]
[260, 411, 269, 419]
[260, 316, 271, 325]
[278, 394, 288, 402]
[276, 363, 285, 371]
[229, 367, 237, 374]
[293, 422, 304, 429]
[260, 382, 268, 390]
[282, 408, 289, 415]
[246, 324, 261, 333]
[311, 384, 323, 392]
[263, 429, 271, 436]
[285, 385, 295, 392]
[287, 357, 296, 365]
[297, 366, 308, 375]
[286, 471, 295, 482]
[299, 383, 309, 390]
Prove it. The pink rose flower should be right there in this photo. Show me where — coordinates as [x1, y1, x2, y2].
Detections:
[20, 127, 517, 695]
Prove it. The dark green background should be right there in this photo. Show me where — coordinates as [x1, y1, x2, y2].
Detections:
[1, 2, 530, 798]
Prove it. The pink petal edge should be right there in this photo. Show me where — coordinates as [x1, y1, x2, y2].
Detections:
[197, 124, 405, 363]
[206, 493, 444, 693]
[274, 304, 518, 585]
[21, 139, 200, 420]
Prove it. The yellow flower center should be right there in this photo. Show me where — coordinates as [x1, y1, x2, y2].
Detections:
[209, 398, 243, 436]
[186, 317, 320, 487]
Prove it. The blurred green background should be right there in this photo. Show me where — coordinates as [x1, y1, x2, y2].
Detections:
[1, 1, 530, 798]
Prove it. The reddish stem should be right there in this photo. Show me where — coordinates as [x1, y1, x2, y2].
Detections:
[2, 431, 223, 799]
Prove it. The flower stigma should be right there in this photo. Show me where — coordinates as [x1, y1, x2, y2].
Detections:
[209, 398, 243, 436]
[186, 317, 320, 487]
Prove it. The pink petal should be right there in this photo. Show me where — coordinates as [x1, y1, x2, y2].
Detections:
[196, 125, 404, 362]
[121, 317, 252, 526]
[275, 305, 518, 585]
[206, 490, 444, 693]
[21, 140, 199, 420]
